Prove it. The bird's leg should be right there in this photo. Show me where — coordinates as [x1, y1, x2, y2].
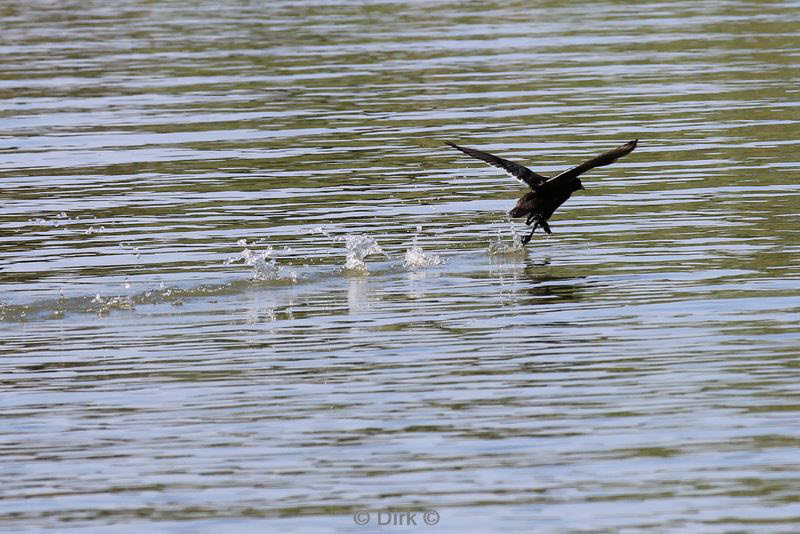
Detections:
[540, 220, 552, 235]
[521, 221, 539, 245]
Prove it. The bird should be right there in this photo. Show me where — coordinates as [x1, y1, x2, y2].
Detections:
[445, 139, 638, 245]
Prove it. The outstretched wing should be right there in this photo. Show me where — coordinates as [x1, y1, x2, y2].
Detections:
[445, 141, 547, 188]
[542, 139, 638, 189]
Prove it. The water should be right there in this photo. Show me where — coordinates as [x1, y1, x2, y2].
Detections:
[2, 0, 800, 531]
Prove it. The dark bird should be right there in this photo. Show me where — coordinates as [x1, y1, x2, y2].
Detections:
[446, 139, 638, 244]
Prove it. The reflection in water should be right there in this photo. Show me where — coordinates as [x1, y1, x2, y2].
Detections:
[346, 275, 371, 315]
[521, 272, 586, 305]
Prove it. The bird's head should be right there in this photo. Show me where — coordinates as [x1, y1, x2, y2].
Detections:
[572, 179, 585, 192]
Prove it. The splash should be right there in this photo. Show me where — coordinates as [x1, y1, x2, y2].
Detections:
[310, 227, 388, 273]
[403, 226, 443, 268]
[29, 211, 107, 235]
[88, 293, 135, 314]
[226, 239, 296, 281]
[334, 233, 386, 273]
[488, 216, 527, 256]
[403, 245, 444, 268]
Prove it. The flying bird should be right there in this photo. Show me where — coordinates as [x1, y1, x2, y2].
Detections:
[445, 139, 638, 244]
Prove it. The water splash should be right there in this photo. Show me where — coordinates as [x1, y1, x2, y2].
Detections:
[334, 233, 386, 273]
[226, 238, 295, 281]
[311, 226, 387, 273]
[403, 226, 443, 269]
[488, 216, 527, 256]
[88, 293, 135, 314]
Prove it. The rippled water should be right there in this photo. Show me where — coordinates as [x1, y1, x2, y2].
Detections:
[3, 1, 800, 531]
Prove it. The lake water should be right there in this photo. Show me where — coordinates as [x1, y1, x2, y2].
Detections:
[2, 1, 800, 531]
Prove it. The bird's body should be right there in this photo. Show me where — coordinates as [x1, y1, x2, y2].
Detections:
[445, 139, 637, 244]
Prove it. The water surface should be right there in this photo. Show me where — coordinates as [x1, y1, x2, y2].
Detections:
[2, 1, 800, 531]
